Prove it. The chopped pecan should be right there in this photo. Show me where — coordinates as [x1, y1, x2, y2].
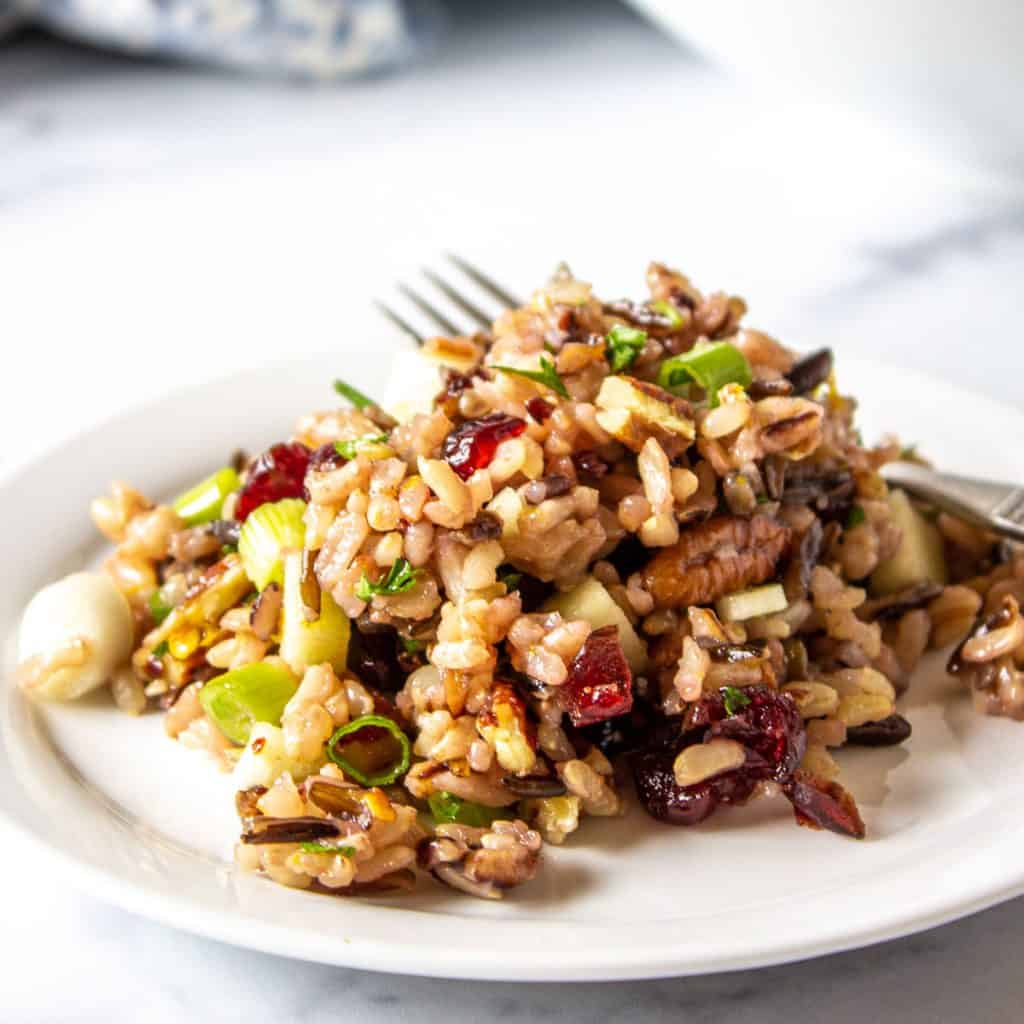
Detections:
[641, 515, 792, 609]
[595, 375, 695, 457]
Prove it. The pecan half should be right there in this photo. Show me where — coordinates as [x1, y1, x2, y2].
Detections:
[641, 515, 791, 609]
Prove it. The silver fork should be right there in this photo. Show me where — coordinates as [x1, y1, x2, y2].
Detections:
[882, 462, 1024, 543]
[374, 253, 522, 345]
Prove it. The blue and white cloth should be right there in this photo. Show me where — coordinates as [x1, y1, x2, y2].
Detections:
[0, 0, 436, 79]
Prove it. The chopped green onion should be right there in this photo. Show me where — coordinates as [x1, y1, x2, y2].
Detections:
[399, 636, 426, 654]
[300, 842, 355, 857]
[199, 662, 299, 746]
[148, 588, 174, 626]
[172, 467, 240, 526]
[333, 377, 376, 410]
[355, 558, 420, 602]
[493, 356, 570, 399]
[605, 324, 648, 373]
[721, 685, 751, 716]
[428, 791, 504, 828]
[334, 434, 389, 460]
[650, 299, 685, 328]
[657, 341, 752, 406]
[152, 640, 169, 659]
[326, 714, 411, 787]
[846, 505, 867, 529]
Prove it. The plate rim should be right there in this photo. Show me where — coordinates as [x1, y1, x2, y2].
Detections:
[2, 351, 1024, 982]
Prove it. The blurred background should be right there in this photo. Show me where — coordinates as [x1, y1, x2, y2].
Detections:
[2, 2, 1023, 1020]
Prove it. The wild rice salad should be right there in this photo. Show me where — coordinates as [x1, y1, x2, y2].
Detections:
[17, 262, 1024, 901]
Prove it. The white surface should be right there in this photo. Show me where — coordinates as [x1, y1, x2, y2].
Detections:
[1, 0, 1024, 1018]
[4, 353, 1024, 983]
[629, 0, 1024, 174]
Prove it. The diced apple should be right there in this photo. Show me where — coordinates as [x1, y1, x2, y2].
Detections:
[870, 489, 947, 596]
[544, 576, 648, 673]
[716, 583, 788, 623]
[232, 722, 324, 789]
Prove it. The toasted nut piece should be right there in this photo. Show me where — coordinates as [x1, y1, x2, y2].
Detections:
[672, 738, 747, 787]
[828, 666, 896, 701]
[782, 681, 840, 720]
[422, 335, 483, 373]
[477, 683, 537, 776]
[801, 743, 840, 782]
[837, 693, 895, 728]
[806, 717, 847, 747]
[519, 795, 582, 845]
[595, 376, 695, 456]
[642, 515, 791, 609]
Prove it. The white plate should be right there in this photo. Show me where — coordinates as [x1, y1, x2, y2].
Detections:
[2, 344, 1023, 982]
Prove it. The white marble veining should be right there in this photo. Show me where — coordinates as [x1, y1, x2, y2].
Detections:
[1, 1, 1023, 1020]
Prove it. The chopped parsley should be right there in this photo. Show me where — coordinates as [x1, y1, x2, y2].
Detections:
[335, 434, 389, 460]
[355, 558, 421, 602]
[152, 640, 170, 659]
[300, 842, 355, 857]
[148, 589, 173, 626]
[605, 324, 648, 373]
[399, 636, 426, 654]
[721, 685, 751, 716]
[333, 377, 376, 410]
[493, 355, 570, 399]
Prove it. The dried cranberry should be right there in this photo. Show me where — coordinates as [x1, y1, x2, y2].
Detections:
[633, 686, 807, 828]
[632, 745, 757, 826]
[442, 412, 527, 481]
[581, 696, 667, 759]
[235, 442, 311, 521]
[559, 625, 633, 727]
[525, 397, 554, 423]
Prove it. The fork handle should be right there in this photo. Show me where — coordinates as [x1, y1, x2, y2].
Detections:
[881, 462, 1024, 543]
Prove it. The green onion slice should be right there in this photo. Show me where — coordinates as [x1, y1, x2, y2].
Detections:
[199, 662, 299, 746]
[650, 299, 685, 328]
[657, 341, 752, 406]
[333, 378, 376, 410]
[605, 324, 648, 373]
[172, 467, 240, 526]
[846, 504, 867, 529]
[326, 714, 411, 787]
[428, 791, 504, 828]
[334, 434, 389, 460]
[148, 587, 175, 626]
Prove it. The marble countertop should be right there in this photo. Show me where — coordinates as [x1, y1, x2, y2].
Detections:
[2, 1, 1023, 1020]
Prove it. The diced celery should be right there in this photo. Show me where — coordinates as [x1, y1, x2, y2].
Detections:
[172, 467, 240, 526]
[716, 583, 788, 622]
[428, 791, 503, 828]
[199, 662, 299, 746]
[238, 498, 306, 591]
[279, 550, 350, 675]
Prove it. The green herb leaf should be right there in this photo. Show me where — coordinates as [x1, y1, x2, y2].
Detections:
[300, 842, 356, 857]
[399, 636, 426, 654]
[334, 434, 389, 460]
[657, 341, 752, 406]
[148, 588, 174, 626]
[650, 299, 685, 328]
[428, 791, 504, 828]
[355, 558, 421, 602]
[333, 377, 376, 410]
[846, 504, 867, 529]
[721, 685, 751, 716]
[605, 324, 648, 373]
[493, 356, 570, 399]
[899, 443, 918, 460]
[152, 640, 170, 659]
[497, 568, 523, 592]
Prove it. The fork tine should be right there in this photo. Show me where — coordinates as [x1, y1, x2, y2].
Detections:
[374, 299, 424, 346]
[446, 253, 522, 309]
[422, 269, 493, 330]
[397, 283, 461, 336]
